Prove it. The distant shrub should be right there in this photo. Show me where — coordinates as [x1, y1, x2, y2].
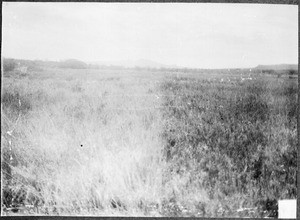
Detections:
[288, 69, 298, 76]
[3, 59, 17, 72]
[262, 69, 276, 74]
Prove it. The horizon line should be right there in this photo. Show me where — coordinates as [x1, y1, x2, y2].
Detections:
[2, 56, 298, 70]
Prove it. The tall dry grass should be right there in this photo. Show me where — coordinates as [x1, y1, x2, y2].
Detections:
[1, 69, 166, 216]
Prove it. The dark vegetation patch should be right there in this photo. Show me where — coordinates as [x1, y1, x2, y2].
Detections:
[160, 75, 297, 217]
[1, 90, 32, 118]
[3, 59, 18, 72]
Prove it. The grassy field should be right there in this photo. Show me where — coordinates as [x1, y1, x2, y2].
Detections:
[1, 67, 297, 217]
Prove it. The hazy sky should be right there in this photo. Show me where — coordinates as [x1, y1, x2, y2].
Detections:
[2, 3, 298, 68]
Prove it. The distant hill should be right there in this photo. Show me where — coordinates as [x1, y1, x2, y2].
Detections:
[3, 58, 180, 71]
[90, 59, 177, 69]
[59, 59, 88, 69]
[255, 64, 298, 71]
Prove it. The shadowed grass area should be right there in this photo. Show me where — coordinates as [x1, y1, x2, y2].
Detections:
[160, 75, 297, 217]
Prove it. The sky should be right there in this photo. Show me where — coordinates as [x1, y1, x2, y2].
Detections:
[2, 2, 298, 69]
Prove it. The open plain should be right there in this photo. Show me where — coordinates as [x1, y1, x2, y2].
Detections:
[1, 66, 297, 217]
